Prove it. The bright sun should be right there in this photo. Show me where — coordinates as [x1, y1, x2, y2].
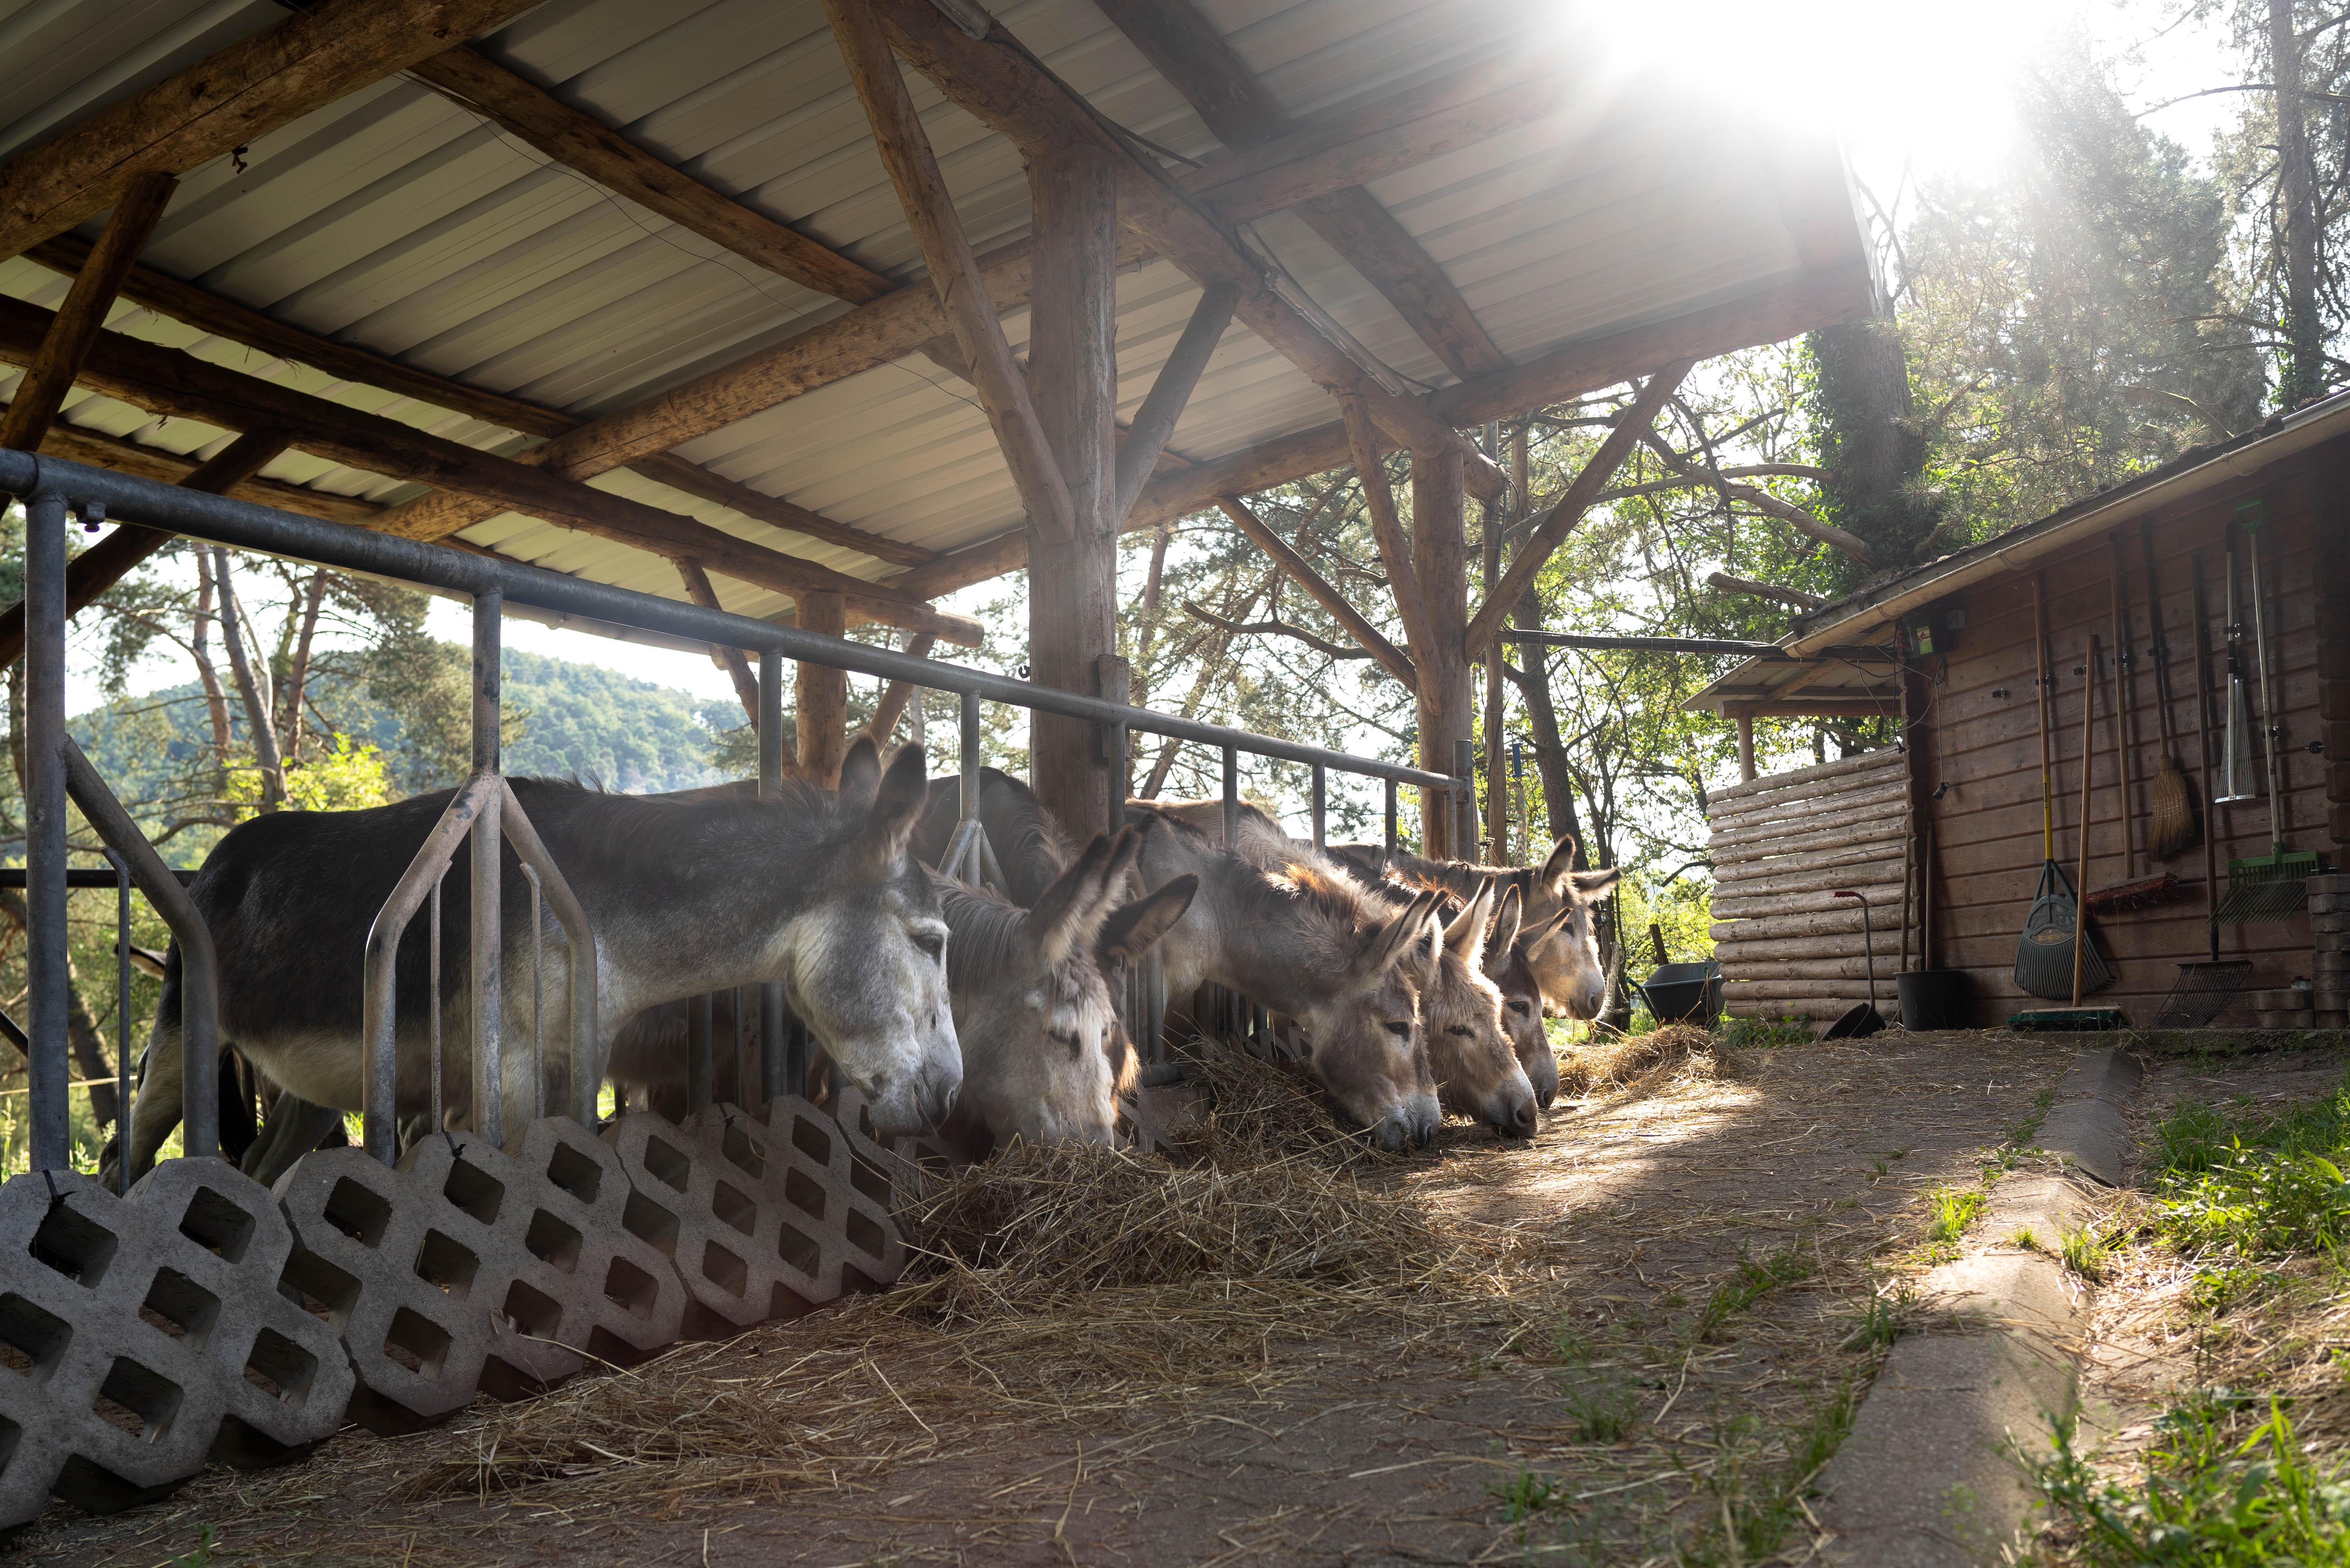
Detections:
[1542, 0, 2090, 191]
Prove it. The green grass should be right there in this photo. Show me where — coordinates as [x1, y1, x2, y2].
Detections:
[1560, 1380, 1638, 1443]
[1682, 1380, 1860, 1566]
[2029, 1397, 2350, 1566]
[2058, 1224, 2112, 1282]
[1694, 1239, 1813, 1340]
[2006, 1086, 2059, 1150]
[1924, 1185, 1986, 1245]
[2148, 1081, 2350, 1263]
[1839, 1291, 1905, 1352]
[1714, 1016, 1814, 1050]
[1488, 1467, 1556, 1523]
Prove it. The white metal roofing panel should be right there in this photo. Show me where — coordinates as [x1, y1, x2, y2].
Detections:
[0, 0, 1864, 609]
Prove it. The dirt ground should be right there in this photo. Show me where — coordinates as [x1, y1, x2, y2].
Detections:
[16, 1032, 2082, 1568]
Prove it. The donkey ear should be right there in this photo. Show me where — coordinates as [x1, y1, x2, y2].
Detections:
[857, 743, 929, 870]
[1538, 834, 1580, 895]
[1570, 865, 1623, 899]
[1025, 831, 1117, 966]
[1484, 884, 1523, 981]
[1359, 889, 1439, 981]
[1097, 873, 1197, 968]
[838, 735, 883, 808]
[1442, 880, 1490, 963]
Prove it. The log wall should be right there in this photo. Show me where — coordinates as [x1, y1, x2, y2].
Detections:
[1708, 747, 1911, 1020]
[1896, 436, 2346, 1027]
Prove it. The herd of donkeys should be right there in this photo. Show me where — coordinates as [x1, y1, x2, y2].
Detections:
[101, 738, 1625, 1186]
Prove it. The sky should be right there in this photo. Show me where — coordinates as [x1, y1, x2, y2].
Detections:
[68, 0, 2261, 727]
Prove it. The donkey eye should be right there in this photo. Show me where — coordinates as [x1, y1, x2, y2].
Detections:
[1446, 1025, 1473, 1037]
[913, 931, 945, 961]
[1384, 1022, 1411, 1038]
[1507, 999, 1532, 1014]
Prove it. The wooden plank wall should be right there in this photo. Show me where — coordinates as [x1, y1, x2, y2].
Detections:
[1910, 437, 2346, 1027]
[1709, 748, 1911, 1019]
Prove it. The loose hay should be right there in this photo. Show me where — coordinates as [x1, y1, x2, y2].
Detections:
[1167, 1030, 1394, 1168]
[1560, 1023, 1739, 1099]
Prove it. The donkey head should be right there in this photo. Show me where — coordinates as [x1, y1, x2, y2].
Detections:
[783, 738, 960, 1137]
[1481, 885, 1560, 1107]
[1418, 883, 1538, 1139]
[1298, 889, 1443, 1153]
[1522, 835, 1623, 1019]
[940, 829, 1193, 1154]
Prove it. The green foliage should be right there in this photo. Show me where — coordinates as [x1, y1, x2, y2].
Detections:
[1560, 1380, 1638, 1444]
[2057, 1224, 2112, 1282]
[224, 732, 390, 818]
[1924, 1186, 1986, 1245]
[2148, 1079, 2350, 1263]
[1488, 1467, 1557, 1523]
[1695, 1240, 1813, 1339]
[2029, 1398, 2350, 1566]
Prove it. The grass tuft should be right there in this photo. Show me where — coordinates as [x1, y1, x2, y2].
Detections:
[1924, 1185, 1986, 1245]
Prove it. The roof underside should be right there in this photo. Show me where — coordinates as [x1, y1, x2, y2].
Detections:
[0, 0, 1872, 625]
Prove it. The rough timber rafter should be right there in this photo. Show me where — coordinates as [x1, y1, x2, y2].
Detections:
[2, 174, 176, 452]
[0, 294, 979, 643]
[1092, 0, 1510, 381]
[866, 0, 1506, 500]
[0, 0, 550, 262]
[22, 236, 935, 570]
[879, 263, 1878, 601]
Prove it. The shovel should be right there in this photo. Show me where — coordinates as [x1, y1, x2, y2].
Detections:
[1818, 889, 1886, 1040]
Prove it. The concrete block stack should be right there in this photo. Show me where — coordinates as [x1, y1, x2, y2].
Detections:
[2314, 873, 2349, 1030]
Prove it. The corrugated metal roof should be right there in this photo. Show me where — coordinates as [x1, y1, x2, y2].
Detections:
[0, 0, 1867, 618]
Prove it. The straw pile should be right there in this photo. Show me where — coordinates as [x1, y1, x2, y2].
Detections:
[1163, 1035, 1398, 1169]
[1559, 1023, 1740, 1099]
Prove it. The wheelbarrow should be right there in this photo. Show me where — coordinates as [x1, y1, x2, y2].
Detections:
[1631, 922, 1722, 1027]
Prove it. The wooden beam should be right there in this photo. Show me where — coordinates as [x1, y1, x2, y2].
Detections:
[24, 418, 380, 524]
[0, 0, 549, 261]
[1341, 395, 1438, 711]
[0, 431, 289, 670]
[410, 46, 897, 305]
[796, 590, 849, 785]
[1113, 284, 1237, 525]
[868, 0, 1506, 501]
[1411, 441, 1470, 854]
[24, 237, 933, 569]
[1181, 54, 1571, 221]
[675, 559, 762, 722]
[0, 293, 979, 643]
[1, 174, 176, 450]
[1215, 497, 1414, 688]
[878, 264, 1881, 600]
[824, 0, 1077, 544]
[1092, 0, 1507, 379]
[354, 54, 1558, 543]
[1721, 697, 1904, 719]
[1464, 360, 1695, 660]
[866, 633, 937, 744]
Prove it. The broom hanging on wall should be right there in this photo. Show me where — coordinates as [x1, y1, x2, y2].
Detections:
[2138, 520, 2201, 860]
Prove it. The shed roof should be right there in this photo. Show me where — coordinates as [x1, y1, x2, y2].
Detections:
[0, 0, 1876, 628]
[1687, 385, 2350, 714]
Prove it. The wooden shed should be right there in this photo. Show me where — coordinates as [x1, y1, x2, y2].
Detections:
[1693, 392, 2350, 1028]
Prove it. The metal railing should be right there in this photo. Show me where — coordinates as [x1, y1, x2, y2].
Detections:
[1, 449, 1474, 1167]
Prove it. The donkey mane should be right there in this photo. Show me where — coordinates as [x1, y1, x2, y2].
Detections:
[931, 875, 1035, 993]
[990, 780, 1073, 906]
[509, 775, 855, 887]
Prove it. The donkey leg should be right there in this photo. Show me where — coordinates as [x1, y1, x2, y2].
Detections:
[118, 1016, 187, 1185]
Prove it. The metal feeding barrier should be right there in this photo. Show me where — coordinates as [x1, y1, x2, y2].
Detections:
[0, 448, 1461, 1531]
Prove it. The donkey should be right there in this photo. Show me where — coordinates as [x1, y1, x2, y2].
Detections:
[606, 829, 1196, 1159]
[1152, 797, 1541, 1136]
[1122, 800, 1443, 1152]
[110, 740, 960, 1185]
[1324, 836, 1622, 1020]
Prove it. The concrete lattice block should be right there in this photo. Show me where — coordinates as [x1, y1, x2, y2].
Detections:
[0, 1161, 356, 1531]
[275, 1119, 684, 1434]
[607, 1095, 910, 1340]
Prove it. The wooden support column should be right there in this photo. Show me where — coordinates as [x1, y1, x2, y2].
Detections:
[1, 172, 175, 451]
[1026, 140, 1121, 843]
[1481, 448, 1509, 858]
[1413, 444, 1470, 857]
[1737, 714, 1757, 783]
[796, 590, 849, 786]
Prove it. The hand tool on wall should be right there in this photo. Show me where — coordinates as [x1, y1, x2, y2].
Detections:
[2138, 520, 2200, 858]
[2217, 501, 2319, 922]
[2153, 552, 2251, 1025]
[2015, 576, 2112, 999]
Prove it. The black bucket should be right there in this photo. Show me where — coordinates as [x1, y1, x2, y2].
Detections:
[1897, 969, 1970, 1031]
[1636, 961, 1722, 1027]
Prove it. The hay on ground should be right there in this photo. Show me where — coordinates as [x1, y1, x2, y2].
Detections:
[1560, 1023, 1739, 1098]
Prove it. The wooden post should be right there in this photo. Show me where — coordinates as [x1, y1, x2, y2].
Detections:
[1481, 426, 1508, 857]
[1, 172, 175, 451]
[1412, 444, 1470, 857]
[1736, 714, 1757, 783]
[796, 589, 848, 785]
[1025, 140, 1120, 843]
